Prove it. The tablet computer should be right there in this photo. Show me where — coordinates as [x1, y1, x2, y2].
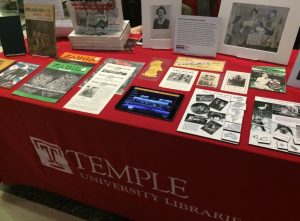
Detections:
[115, 86, 184, 121]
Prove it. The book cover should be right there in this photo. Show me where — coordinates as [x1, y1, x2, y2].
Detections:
[24, 3, 57, 57]
[13, 59, 94, 103]
[0, 58, 15, 72]
[0, 14, 27, 56]
[66, 0, 124, 35]
[0, 62, 39, 89]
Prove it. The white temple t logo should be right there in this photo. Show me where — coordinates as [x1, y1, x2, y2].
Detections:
[30, 137, 73, 174]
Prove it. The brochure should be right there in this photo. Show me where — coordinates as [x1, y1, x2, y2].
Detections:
[0, 62, 39, 89]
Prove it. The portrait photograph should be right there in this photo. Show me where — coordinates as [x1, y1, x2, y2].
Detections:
[225, 3, 289, 53]
[151, 5, 172, 39]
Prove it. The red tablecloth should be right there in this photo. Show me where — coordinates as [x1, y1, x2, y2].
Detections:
[0, 39, 300, 221]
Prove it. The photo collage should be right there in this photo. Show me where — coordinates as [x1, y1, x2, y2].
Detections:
[177, 89, 247, 144]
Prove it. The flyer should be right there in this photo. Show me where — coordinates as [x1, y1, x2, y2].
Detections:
[159, 67, 198, 91]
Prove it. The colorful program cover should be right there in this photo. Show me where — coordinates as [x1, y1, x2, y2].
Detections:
[66, 0, 124, 35]
[0, 62, 39, 89]
[13, 60, 93, 103]
[0, 58, 15, 72]
[249, 66, 286, 93]
[24, 3, 57, 57]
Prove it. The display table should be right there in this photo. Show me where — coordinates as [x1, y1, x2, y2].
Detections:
[1, 39, 300, 221]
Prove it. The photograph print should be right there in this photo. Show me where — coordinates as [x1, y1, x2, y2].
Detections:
[225, 3, 289, 53]
[167, 72, 192, 84]
[151, 5, 172, 39]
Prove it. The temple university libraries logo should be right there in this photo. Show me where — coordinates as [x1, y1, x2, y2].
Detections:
[30, 136, 73, 174]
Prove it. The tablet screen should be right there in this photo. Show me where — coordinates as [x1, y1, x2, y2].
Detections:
[115, 86, 184, 121]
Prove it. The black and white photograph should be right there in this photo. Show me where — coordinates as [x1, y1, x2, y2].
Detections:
[196, 94, 214, 102]
[79, 86, 99, 98]
[208, 111, 226, 123]
[226, 115, 243, 124]
[197, 72, 220, 88]
[253, 101, 272, 118]
[272, 104, 300, 118]
[230, 101, 247, 110]
[152, 5, 171, 29]
[167, 72, 192, 84]
[150, 5, 172, 39]
[274, 123, 294, 137]
[209, 98, 229, 111]
[201, 120, 222, 135]
[227, 108, 244, 117]
[185, 113, 208, 125]
[251, 115, 271, 133]
[221, 71, 250, 94]
[190, 103, 210, 115]
[225, 3, 289, 52]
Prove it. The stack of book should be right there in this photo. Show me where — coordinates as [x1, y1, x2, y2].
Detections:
[68, 20, 130, 51]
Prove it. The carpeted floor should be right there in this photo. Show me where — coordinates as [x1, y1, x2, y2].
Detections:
[0, 184, 130, 221]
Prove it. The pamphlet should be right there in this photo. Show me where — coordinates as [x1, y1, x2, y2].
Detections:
[82, 58, 145, 95]
[24, 3, 57, 57]
[64, 63, 136, 114]
[174, 56, 225, 72]
[249, 96, 300, 155]
[13, 60, 93, 103]
[177, 88, 247, 144]
[174, 15, 221, 57]
[0, 62, 39, 89]
[0, 58, 15, 72]
[159, 67, 198, 91]
[249, 66, 286, 93]
[221, 70, 250, 94]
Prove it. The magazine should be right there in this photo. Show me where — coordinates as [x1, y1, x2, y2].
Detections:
[12, 56, 99, 103]
[249, 97, 300, 155]
[66, 0, 124, 35]
[82, 58, 145, 95]
[0, 58, 15, 72]
[24, 3, 57, 57]
[177, 88, 247, 144]
[0, 62, 39, 89]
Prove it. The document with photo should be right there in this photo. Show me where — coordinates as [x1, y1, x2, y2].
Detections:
[177, 88, 247, 144]
[249, 96, 300, 155]
[64, 63, 136, 114]
[159, 67, 198, 91]
[221, 70, 250, 94]
[197, 72, 220, 88]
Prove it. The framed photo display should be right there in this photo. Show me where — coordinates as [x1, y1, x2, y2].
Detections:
[141, 0, 182, 49]
[287, 51, 300, 89]
[218, 0, 300, 65]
